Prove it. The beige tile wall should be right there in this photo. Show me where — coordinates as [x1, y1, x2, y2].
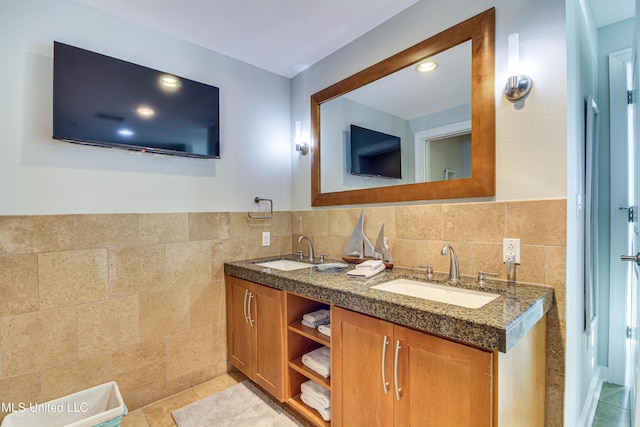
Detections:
[0, 199, 565, 424]
[292, 198, 566, 426]
[0, 212, 292, 419]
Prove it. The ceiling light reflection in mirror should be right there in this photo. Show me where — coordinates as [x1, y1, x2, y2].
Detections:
[135, 106, 155, 118]
[319, 41, 471, 194]
[158, 74, 181, 92]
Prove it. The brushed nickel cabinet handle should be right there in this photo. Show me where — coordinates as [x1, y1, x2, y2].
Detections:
[381, 336, 390, 394]
[247, 292, 255, 326]
[394, 340, 402, 400]
[243, 289, 250, 324]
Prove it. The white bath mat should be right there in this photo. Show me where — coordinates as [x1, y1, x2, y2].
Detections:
[171, 381, 303, 427]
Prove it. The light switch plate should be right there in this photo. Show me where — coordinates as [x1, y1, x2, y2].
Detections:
[262, 231, 270, 247]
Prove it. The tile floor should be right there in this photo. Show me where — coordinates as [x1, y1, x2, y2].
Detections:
[592, 383, 631, 427]
[121, 372, 245, 427]
[127, 376, 631, 427]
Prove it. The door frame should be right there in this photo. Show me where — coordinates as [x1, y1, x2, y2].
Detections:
[413, 120, 471, 182]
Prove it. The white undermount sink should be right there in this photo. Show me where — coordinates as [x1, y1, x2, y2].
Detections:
[371, 278, 499, 309]
[254, 259, 315, 271]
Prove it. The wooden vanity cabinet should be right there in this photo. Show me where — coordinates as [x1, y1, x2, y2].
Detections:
[332, 307, 493, 426]
[225, 275, 546, 426]
[226, 275, 285, 401]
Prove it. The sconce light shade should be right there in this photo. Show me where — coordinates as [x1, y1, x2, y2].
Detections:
[504, 33, 532, 102]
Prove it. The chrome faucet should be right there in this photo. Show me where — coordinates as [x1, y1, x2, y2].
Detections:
[297, 235, 314, 262]
[440, 244, 460, 283]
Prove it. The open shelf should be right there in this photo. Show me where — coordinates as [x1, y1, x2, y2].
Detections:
[289, 357, 330, 389]
[288, 321, 330, 347]
[288, 394, 330, 427]
[285, 292, 332, 426]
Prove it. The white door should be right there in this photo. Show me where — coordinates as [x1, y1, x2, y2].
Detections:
[628, 60, 639, 424]
[624, 32, 640, 424]
[609, 49, 635, 387]
[609, 45, 640, 423]
[631, 15, 640, 420]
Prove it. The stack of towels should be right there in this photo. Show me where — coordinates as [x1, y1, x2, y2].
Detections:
[346, 259, 386, 278]
[301, 309, 330, 329]
[301, 308, 331, 337]
[300, 380, 331, 422]
[302, 346, 330, 379]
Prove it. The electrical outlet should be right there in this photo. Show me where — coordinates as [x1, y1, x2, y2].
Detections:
[503, 238, 520, 263]
[262, 231, 270, 247]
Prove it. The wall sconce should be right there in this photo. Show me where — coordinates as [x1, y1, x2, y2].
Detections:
[504, 33, 532, 102]
[295, 121, 309, 155]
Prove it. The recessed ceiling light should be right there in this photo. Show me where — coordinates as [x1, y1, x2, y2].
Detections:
[118, 129, 134, 137]
[416, 61, 438, 73]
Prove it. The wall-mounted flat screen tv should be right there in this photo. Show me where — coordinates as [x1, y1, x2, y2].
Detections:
[350, 125, 401, 179]
[53, 42, 220, 159]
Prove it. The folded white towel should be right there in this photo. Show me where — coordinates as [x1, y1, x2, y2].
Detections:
[346, 260, 386, 278]
[302, 346, 331, 378]
[301, 391, 332, 421]
[301, 380, 331, 409]
[356, 259, 384, 269]
[303, 309, 330, 324]
[317, 323, 331, 337]
[301, 318, 329, 329]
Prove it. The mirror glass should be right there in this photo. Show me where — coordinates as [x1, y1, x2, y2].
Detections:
[320, 41, 471, 193]
[311, 8, 495, 206]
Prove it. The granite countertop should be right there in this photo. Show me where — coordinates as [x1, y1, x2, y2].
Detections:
[224, 254, 555, 353]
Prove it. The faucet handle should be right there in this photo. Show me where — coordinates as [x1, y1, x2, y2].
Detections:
[320, 253, 328, 263]
[477, 271, 498, 285]
[296, 250, 304, 261]
[418, 264, 434, 280]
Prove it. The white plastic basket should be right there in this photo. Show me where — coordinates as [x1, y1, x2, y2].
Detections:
[1, 381, 127, 427]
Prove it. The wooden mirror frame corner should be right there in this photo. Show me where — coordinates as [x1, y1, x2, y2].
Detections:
[311, 8, 495, 206]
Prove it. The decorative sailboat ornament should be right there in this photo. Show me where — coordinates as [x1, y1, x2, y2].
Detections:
[373, 223, 393, 263]
[342, 210, 393, 269]
[343, 209, 374, 258]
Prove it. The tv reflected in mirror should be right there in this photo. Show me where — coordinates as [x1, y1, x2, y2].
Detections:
[350, 125, 401, 179]
[53, 42, 220, 159]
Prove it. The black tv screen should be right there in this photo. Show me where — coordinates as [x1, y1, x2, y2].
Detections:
[350, 125, 401, 179]
[53, 42, 220, 159]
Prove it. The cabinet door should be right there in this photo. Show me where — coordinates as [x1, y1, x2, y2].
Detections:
[394, 326, 493, 426]
[226, 276, 252, 377]
[252, 283, 285, 400]
[332, 307, 395, 427]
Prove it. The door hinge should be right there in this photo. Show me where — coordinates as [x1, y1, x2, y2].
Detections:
[620, 206, 638, 223]
[628, 90, 634, 105]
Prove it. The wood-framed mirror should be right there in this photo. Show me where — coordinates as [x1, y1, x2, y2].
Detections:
[311, 8, 495, 206]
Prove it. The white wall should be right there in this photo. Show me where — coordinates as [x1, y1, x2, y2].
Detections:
[290, 0, 568, 210]
[0, 0, 292, 215]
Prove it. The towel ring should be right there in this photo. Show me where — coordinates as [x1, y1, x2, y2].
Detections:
[247, 197, 273, 219]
